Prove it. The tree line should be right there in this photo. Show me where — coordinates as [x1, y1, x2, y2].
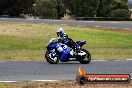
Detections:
[0, 0, 130, 18]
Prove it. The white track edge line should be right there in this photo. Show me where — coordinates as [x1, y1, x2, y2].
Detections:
[92, 60, 107, 61]
[32, 80, 60, 82]
[126, 59, 132, 60]
[0, 80, 60, 83]
[0, 81, 18, 83]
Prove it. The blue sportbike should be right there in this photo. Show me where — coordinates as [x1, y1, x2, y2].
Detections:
[45, 38, 91, 64]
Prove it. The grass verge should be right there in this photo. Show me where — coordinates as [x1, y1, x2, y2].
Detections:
[0, 22, 132, 61]
[0, 81, 132, 88]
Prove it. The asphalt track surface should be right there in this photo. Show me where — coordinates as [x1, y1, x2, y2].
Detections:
[0, 18, 132, 29]
[0, 60, 132, 81]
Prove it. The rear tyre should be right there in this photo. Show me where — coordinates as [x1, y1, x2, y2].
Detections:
[45, 51, 59, 64]
[78, 49, 91, 64]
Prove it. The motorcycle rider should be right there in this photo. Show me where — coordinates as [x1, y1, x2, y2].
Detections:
[56, 28, 76, 56]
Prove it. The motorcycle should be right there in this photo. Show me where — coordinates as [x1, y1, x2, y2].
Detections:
[45, 38, 91, 64]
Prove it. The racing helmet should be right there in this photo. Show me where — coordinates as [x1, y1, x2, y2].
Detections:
[56, 28, 64, 37]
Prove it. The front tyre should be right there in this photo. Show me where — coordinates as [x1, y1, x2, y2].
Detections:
[78, 49, 91, 64]
[45, 51, 59, 64]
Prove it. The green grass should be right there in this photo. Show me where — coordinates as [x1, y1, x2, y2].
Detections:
[0, 22, 132, 61]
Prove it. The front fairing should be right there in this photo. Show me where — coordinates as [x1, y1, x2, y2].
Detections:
[47, 42, 57, 50]
[47, 38, 58, 50]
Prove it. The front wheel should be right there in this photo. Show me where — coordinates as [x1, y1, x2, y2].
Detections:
[45, 51, 59, 64]
[78, 49, 91, 64]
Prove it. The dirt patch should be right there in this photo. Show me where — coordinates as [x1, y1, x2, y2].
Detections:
[1, 81, 132, 88]
[93, 26, 132, 33]
[63, 24, 132, 33]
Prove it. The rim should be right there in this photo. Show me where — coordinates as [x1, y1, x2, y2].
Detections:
[81, 51, 90, 61]
[48, 53, 58, 62]
[83, 54, 89, 61]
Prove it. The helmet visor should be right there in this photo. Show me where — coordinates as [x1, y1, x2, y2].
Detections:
[57, 32, 61, 37]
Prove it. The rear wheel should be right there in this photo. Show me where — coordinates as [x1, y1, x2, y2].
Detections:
[78, 49, 91, 64]
[45, 51, 59, 64]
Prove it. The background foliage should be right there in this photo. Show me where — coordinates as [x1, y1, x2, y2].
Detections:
[0, 0, 130, 18]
